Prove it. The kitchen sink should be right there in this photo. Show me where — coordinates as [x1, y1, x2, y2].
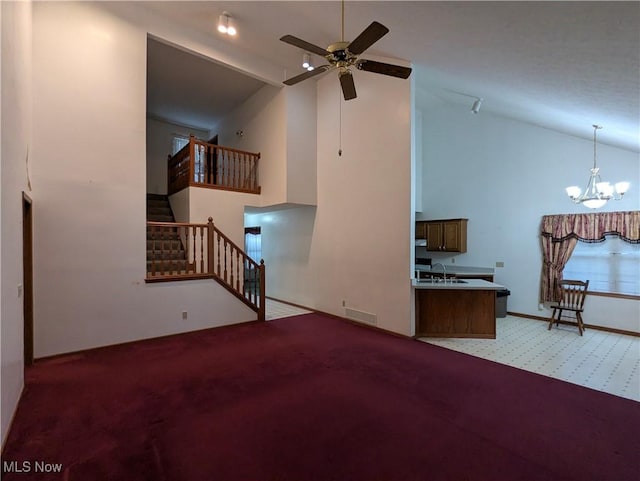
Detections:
[416, 278, 467, 284]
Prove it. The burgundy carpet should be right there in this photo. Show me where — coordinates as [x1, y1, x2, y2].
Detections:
[2, 313, 639, 481]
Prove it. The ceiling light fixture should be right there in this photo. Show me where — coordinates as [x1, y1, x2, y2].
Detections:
[217, 12, 236, 36]
[566, 125, 630, 209]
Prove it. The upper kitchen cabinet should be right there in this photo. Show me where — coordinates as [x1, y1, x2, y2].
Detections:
[417, 219, 468, 252]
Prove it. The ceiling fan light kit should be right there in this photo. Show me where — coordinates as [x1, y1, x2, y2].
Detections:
[302, 53, 315, 71]
[280, 5, 412, 101]
[566, 125, 630, 209]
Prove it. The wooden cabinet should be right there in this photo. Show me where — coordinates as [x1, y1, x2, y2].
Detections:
[416, 219, 467, 252]
[415, 289, 496, 339]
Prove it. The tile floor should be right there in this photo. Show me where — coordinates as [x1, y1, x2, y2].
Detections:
[265, 298, 311, 320]
[422, 316, 640, 402]
[266, 300, 640, 402]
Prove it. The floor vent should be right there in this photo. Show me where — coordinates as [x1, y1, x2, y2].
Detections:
[345, 307, 377, 325]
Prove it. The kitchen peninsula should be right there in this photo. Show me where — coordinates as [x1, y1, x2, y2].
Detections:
[414, 279, 506, 339]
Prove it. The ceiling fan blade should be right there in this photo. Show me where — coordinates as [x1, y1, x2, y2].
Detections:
[347, 21, 389, 55]
[283, 65, 332, 86]
[356, 60, 412, 79]
[280, 35, 328, 57]
[339, 70, 357, 101]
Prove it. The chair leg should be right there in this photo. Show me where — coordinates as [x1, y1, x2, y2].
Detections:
[548, 308, 557, 331]
[576, 312, 584, 336]
[556, 309, 563, 327]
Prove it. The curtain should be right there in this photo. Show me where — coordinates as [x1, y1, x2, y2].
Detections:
[539, 211, 640, 302]
[540, 236, 579, 302]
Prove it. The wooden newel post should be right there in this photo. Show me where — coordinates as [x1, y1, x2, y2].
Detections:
[259, 259, 266, 322]
[207, 217, 214, 275]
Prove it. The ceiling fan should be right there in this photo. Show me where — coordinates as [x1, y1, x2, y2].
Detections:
[279, 3, 412, 100]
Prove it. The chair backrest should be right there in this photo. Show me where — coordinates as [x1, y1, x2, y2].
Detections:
[557, 279, 589, 311]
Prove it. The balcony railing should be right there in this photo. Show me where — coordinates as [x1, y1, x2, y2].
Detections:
[168, 135, 261, 196]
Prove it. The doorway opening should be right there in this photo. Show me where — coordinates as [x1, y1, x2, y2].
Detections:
[244, 226, 262, 262]
[22, 193, 34, 365]
[244, 227, 262, 295]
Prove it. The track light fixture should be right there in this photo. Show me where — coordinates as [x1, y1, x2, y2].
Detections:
[217, 12, 236, 36]
[471, 98, 483, 114]
[443, 89, 484, 114]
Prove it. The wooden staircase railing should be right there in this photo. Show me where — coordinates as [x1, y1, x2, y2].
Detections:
[146, 218, 265, 321]
[168, 135, 261, 196]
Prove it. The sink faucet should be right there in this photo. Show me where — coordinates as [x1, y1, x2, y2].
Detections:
[431, 263, 446, 281]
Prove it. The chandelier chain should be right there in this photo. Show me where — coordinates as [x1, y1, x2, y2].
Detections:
[592, 124, 602, 170]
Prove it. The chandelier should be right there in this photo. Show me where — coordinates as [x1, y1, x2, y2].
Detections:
[566, 125, 630, 209]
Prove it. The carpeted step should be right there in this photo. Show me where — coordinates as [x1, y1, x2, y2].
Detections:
[147, 214, 175, 222]
[147, 250, 187, 261]
[147, 227, 181, 237]
[146, 259, 190, 271]
[146, 193, 189, 275]
[146, 193, 169, 201]
[147, 239, 182, 250]
[147, 206, 172, 216]
[147, 197, 170, 206]
[146, 194, 174, 220]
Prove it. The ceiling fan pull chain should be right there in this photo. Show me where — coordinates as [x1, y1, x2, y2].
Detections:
[338, 86, 343, 156]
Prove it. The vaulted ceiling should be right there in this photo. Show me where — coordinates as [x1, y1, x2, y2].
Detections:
[143, 1, 639, 151]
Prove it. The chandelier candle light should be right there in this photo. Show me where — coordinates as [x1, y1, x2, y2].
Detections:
[566, 125, 630, 209]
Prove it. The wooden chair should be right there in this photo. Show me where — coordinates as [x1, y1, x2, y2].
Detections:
[548, 280, 589, 336]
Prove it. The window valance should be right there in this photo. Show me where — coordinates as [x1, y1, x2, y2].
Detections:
[541, 211, 640, 244]
[539, 210, 639, 302]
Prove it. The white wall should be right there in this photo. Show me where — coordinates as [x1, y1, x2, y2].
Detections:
[1, 0, 32, 445]
[31, 2, 256, 358]
[215, 77, 318, 209]
[248, 65, 413, 336]
[146, 117, 208, 195]
[189, 188, 260, 248]
[285, 80, 317, 205]
[417, 99, 640, 332]
[216, 84, 288, 207]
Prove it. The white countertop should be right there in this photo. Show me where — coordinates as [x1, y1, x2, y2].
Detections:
[412, 278, 505, 290]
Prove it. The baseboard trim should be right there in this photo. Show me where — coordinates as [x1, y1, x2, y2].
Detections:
[2, 383, 25, 451]
[267, 300, 640, 339]
[266, 296, 411, 340]
[34, 319, 262, 363]
[508, 311, 640, 338]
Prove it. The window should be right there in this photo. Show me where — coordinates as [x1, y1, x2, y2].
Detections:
[172, 135, 189, 155]
[564, 235, 640, 296]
